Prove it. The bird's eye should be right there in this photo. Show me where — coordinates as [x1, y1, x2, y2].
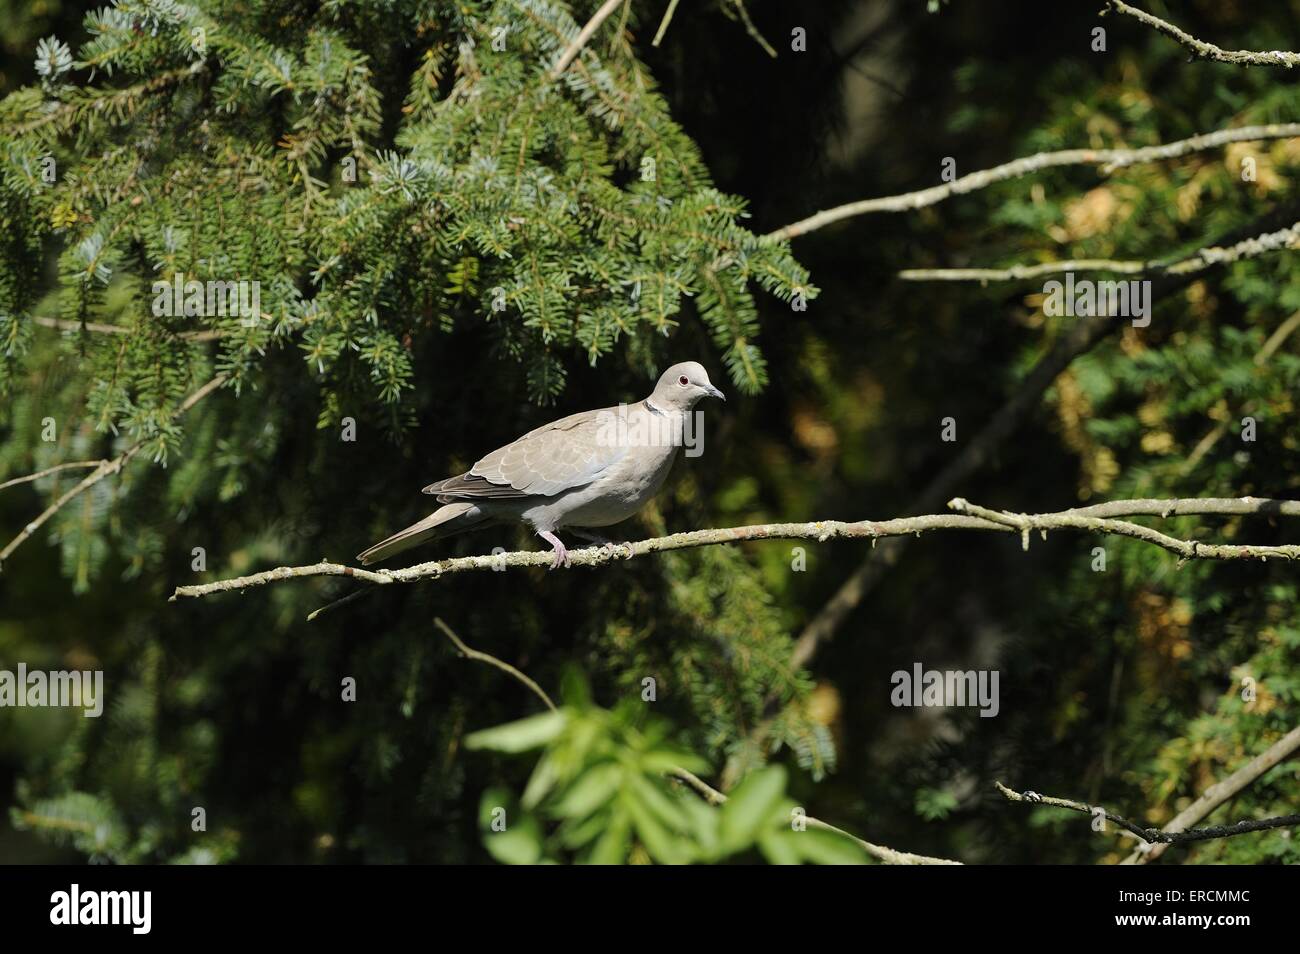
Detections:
[678, 375, 689, 386]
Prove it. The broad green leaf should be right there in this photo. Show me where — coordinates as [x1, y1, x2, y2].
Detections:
[465, 710, 567, 753]
[719, 765, 786, 854]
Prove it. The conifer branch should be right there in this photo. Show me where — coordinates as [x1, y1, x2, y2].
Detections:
[761, 123, 1300, 242]
[0, 374, 228, 570]
[1181, 310, 1300, 475]
[434, 616, 958, 864]
[169, 496, 1300, 602]
[996, 780, 1300, 846]
[900, 220, 1300, 283]
[1126, 725, 1300, 863]
[1102, 1, 1300, 68]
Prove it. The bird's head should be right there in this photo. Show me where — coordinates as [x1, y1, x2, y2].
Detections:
[650, 361, 726, 412]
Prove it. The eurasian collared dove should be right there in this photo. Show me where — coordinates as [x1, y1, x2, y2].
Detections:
[357, 361, 726, 568]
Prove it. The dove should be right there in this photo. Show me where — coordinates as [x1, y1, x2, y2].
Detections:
[357, 361, 726, 568]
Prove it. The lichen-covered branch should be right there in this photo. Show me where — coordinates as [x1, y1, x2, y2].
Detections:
[170, 496, 1300, 603]
[1103, 1, 1300, 68]
[761, 123, 1300, 242]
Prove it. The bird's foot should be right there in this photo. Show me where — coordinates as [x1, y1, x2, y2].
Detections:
[539, 531, 571, 570]
[571, 529, 631, 560]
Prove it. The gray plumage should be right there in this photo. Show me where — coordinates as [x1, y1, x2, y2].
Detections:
[357, 361, 725, 567]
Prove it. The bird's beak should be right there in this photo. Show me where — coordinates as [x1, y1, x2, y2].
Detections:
[705, 383, 726, 402]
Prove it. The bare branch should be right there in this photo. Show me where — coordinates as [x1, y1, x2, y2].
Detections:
[726, 0, 777, 59]
[434, 616, 958, 864]
[0, 460, 108, 492]
[762, 123, 1300, 242]
[0, 374, 228, 570]
[31, 315, 226, 341]
[788, 203, 1300, 672]
[651, 0, 681, 47]
[1128, 725, 1300, 863]
[1103, 1, 1300, 68]
[900, 220, 1300, 283]
[996, 780, 1300, 847]
[170, 496, 1300, 603]
[434, 616, 557, 711]
[551, 0, 625, 78]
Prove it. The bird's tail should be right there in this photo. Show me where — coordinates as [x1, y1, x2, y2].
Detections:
[356, 503, 488, 565]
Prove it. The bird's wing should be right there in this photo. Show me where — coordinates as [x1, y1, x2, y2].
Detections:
[423, 406, 628, 500]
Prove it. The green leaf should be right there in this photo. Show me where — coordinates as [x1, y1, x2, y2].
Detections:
[718, 765, 787, 854]
[794, 827, 870, 865]
[465, 710, 567, 753]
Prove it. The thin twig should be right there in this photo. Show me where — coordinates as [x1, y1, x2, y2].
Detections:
[1103, 1, 1300, 68]
[170, 496, 1300, 602]
[305, 587, 376, 622]
[0, 374, 228, 570]
[1127, 725, 1300, 863]
[727, 0, 777, 58]
[651, 0, 681, 47]
[551, 0, 625, 78]
[761, 123, 1300, 242]
[996, 780, 1300, 846]
[434, 616, 557, 711]
[31, 315, 226, 341]
[899, 220, 1300, 283]
[0, 460, 108, 492]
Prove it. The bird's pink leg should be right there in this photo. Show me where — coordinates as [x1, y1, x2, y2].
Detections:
[538, 530, 570, 569]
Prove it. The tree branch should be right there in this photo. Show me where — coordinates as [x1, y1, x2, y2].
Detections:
[1103, 1, 1300, 68]
[0, 460, 108, 492]
[0, 374, 228, 570]
[787, 202, 1300, 673]
[900, 220, 1300, 283]
[761, 123, 1300, 242]
[996, 780, 1300, 847]
[651, 0, 681, 47]
[433, 616, 958, 864]
[170, 496, 1300, 603]
[1127, 724, 1300, 863]
[551, 0, 625, 78]
[30, 315, 225, 341]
